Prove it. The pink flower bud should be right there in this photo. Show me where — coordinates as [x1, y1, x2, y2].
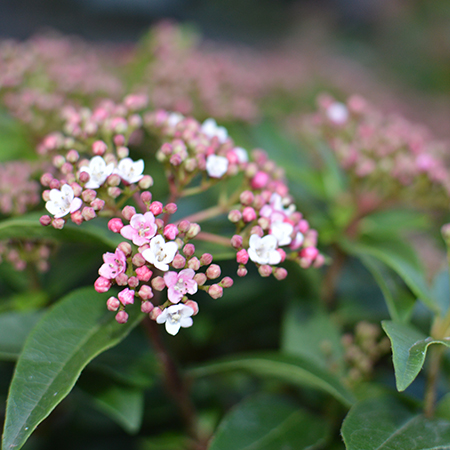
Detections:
[141, 301, 154, 313]
[78, 171, 90, 184]
[118, 288, 135, 306]
[188, 257, 200, 271]
[116, 273, 129, 286]
[240, 190, 254, 205]
[178, 220, 191, 233]
[118, 242, 132, 256]
[298, 219, 309, 234]
[71, 210, 84, 225]
[128, 276, 139, 288]
[82, 189, 97, 203]
[82, 207, 96, 221]
[185, 158, 197, 171]
[242, 207, 257, 223]
[273, 267, 288, 280]
[108, 187, 122, 198]
[151, 276, 166, 291]
[40, 173, 53, 186]
[183, 243, 195, 257]
[172, 254, 186, 269]
[193, 273, 206, 286]
[95, 276, 111, 293]
[49, 179, 61, 190]
[66, 149, 79, 163]
[107, 297, 120, 311]
[122, 206, 136, 221]
[200, 253, 213, 266]
[164, 224, 179, 240]
[138, 175, 153, 189]
[208, 284, 223, 299]
[170, 154, 182, 166]
[220, 276, 234, 288]
[250, 226, 264, 237]
[114, 134, 126, 146]
[164, 203, 178, 215]
[91, 198, 105, 211]
[52, 218, 65, 229]
[40, 215, 52, 226]
[139, 285, 154, 300]
[313, 254, 325, 268]
[140, 191, 152, 203]
[108, 218, 124, 233]
[231, 235, 243, 248]
[185, 300, 199, 315]
[61, 162, 74, 175]
[92, 140, 107, 155]
[251, 171, 270, 189]
[277, 248, 286, 263]
[258, 217, 270, 230]
[237, 266, 248, 277]
[150, 307, 162, 320]
[187, 223, 201, 239]
[136, 265, 152, 281]
[236, 249, 249, 264]
[258, 265, 272, 277]
[107, 173, 121, 187]
[300, 247, 319, 261]
[228, 209, 242, 223]
[148, 201, 162, 215]
[53, 155, 65, 169]
[132, 253, 146, 267]
[115, 311, 129, 324]
[117, 146, 129, 159]
[206, 264, 221, 279]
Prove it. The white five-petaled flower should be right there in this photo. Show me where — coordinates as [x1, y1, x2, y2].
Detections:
[45, 184, 82, 218]
[114, 158, 144, 184]
[206, 154, 229, 178]
[201, 118, 228, 143]
[270, 221, 294, 246]
[156, 304, 194, 336]
[248, 234, 281, 265]
[326, 102, 349, 125]
[79, 155, 114, 189]
[142, 235, 178, 271]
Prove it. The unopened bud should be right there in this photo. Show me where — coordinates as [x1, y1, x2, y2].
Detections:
[178, 220, 191, 233]
[94, 276, 111, 293]
[240, 190, 254, 205]
[258, 265, 272, 277]
[188, 257, 200, 271]
[151, 276, 166, 291]
[186, 223, 201, 238]
[136, 265, 152, 281]
[92, 140, 107, 155]
[185, 300, 199, 315]
[228, 209, 242, 223]
[231, 235, 243, 249]
[107, 297, 120, 311]
[150, 201, 163, 215]
[82, 189, 97, 203]
[200, 253, 213, 266]
[194, 273, 207, 286]
[122, 206, 136, 221]
[139, 285, 154, 300]
[150, 307, 162, 321]
[71, 210, 84, 225]
[172, 254, 186, 269]
[237, 266, 248, 277]
[132, 253, 146, 267]
[115, 273, 129, 286]
[138, 175, 153, 189]
[115, 311, 129, 324]
[108, 218, 124, 233]
[141, 301, 154, 313]
[220, 276, 233, 288]
[128, 276, 139, 288]
[82, 207, 96, 221]
[108, 187, 122, 198]
[273, 267, 288, 280]
[206, 264, 221, 279]
[40, 215, 52, 226]
[208, 284, 223, 299]
[236, 249, 249, 264]
[52, 218, 65, 229]
[118, 242, 132, 256]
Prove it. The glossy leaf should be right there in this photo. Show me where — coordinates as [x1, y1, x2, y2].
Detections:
[342, 396, 450, 449]
[382, 320, 450, 391]
[189, 352, 355, 407]
[209, 394, 329, 450]
[2, 287, 144, 450]
[0, 311, 43, 360]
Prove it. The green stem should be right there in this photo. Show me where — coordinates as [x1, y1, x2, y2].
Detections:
[424, 344, 444, 418]
[195, 231, 232, 248]
[177, 205, 228, 225]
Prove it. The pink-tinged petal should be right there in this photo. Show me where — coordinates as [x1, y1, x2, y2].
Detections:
[185, 280, 198, 295]
[118, 288, 135, 306]
[180, 317, 193, 328]
[156, 310, 168, 324]
[120, 225, 137, 241]
[178, 268, 195, 281]
[164, 271, 179, 288]
[130, 213, 145, 229]
[167, 286, 183, 303]
[143, 211, 156, 224]
[99, 263, 114, 279]
[132, 235, 150, 246]
[70, 197, 82, 213]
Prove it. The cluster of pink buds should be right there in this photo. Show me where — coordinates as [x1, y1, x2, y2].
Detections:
[300, 93, 450, 209]
[0, 239, 52, 272]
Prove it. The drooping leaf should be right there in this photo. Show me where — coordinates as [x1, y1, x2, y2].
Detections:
[342, 396, 450, 449]
[189, 352, 355, 407]
[208, 394, 329, 450]
[281, 302, 345, 374]
[2, 287, 144, 450]
[0, 311, 43, 360]
[382, 320, 450, 391]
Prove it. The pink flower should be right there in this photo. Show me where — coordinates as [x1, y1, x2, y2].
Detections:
[164, 269, 198, 304]
[120, 212, 157, 246]
[94, 276, 111, 293]
[118, 288, 135, 306]
[98, 248, 127, 279]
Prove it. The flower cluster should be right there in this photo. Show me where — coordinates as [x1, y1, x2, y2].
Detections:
[0, 239, 52, 272]
[300, 94, 450, 209]
[37, 96, 322, 334]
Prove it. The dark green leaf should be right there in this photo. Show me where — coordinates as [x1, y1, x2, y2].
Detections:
[2, 287, 144, 450]
[189, 352, 355, 407]
[209, 394, 329, 450]
[382, 320, 450, 391]
[0, 311, 43, 360]
[342, 396, 450, 449]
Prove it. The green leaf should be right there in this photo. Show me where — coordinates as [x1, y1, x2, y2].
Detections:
[281, 303, 345, 374]
[382, 320, 450, 391]
[2, 287, 144, 450]
[342, 237, 438, 313]
[0, 311, 43, 360]
[208, 394, 329, 450]
[189, 352, 355, 407]
[342, 396, 450, 449]
[359, 254, 416, 323]
[78, 376, 144, 434]
[0, 214, 122, 249]
[431, 270, 450, 315]
[0, 110, 34, 162]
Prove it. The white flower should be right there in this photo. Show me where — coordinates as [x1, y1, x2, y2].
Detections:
[157, 304, 194, 335]
[142, 235, 178, 271]
[114, 158, 144, 184]
[233, 146, 248, 163]
[201, 118, 228, 143]
[45, 184, 82, 218]
[206, 154, 229, 178]
[167, 112, 184, 127]
[326, 102, 348, 125]
[248, 234, 281, 265]
[79, 156, 114, 189]
[270, 221, 294, 246]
